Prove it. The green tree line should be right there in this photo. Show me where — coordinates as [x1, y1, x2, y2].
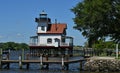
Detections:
[0, 42, 29, 50]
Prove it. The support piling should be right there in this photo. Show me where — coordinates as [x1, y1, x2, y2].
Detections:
[0, 54, 2, 69]
[40, 54, 43, 69]
[80, 61, 83, 70]
[62, 55, 64, 70]
[0, 49, 2, 69]
[19, 55, 22, 69]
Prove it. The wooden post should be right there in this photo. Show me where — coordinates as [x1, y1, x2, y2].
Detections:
[7, 63, 10, 69]
[0, 54, 2, 69]
[6, 53, 10, 69]
[0, 49, 2, 69]
[83, 48, 85, 57]
[40, 54, 43, 69]
[116, 44, 119, 59]
[26, 53, 29, 60]
[0, 49, 2, 55]
[22, 49, 24, 60]
[45, 54, 48, 61]
[65, 55, 69, 70]
[65, 64, 69, 70]
[45, 54, 49, 69]
[19, 55, 22, 69]
[66, 55, 69, 61]
[26, 63, 29, 69]
[26, 53, 29, 69]
[6, 53, 9, 60]
[80, 61, 83, 70]
[62, 55, 64, 70]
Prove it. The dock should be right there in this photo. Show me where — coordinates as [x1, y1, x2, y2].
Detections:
[0, 55, 87, 70]
[0, 49, 92, 70]
[1, 59, 86, 64]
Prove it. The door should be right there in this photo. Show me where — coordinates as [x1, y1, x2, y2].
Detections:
[54, 38, 60, 47]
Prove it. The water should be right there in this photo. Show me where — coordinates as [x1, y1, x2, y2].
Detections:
[0, 50, 119, 73]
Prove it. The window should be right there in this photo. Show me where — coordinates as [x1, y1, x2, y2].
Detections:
[55, 38, 60, 42]
[47, 38, 52, 43]
[41, 26, 45, 31]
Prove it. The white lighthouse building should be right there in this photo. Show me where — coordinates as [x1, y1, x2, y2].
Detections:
[29, 11, 73, 56]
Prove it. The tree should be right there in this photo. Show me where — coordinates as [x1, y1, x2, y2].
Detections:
[92, 40, 115, 49]
[71, 0, 120, 47]
[19, 43, 29, 50]
[0, 42, 29, 50]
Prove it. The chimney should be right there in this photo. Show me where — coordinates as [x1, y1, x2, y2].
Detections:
[55, 19, 57, 31]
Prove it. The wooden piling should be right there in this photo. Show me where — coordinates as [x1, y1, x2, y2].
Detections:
[0, 49, 2, 55]
[0, 49, 2, 69]
[40, 54, 43, 69]
[65, 64, 69, 70]
[7, 63, 10, 69]
[65, 55, 69, 70]
[45, 54, 49, 69]
[19, 55, 22, 69]
[6, 54, 10, 69]
[80, 61, 83, 70]
[0, 54, 2, 69]
[61, 55, 64, 70]
[22, 49, 24, 60]
[26, 53, 30, 69]
[26, 63, 29, 69]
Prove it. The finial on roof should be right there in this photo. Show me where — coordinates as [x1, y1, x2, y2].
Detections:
[40, 10, 47, 18]
[55, 19, 58, 31]
[55, 19, 57, 24]
[40, 10, 46, 15]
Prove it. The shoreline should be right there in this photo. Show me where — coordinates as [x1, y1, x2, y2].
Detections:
[84, 56, 120, 72]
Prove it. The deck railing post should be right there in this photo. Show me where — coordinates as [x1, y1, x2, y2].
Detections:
[45, 54, 48, 61]
[6, 53, 9, 60]
[26, 53, 29, 60]
[19, 55, 22, 69]
[66, 55, 69, 61]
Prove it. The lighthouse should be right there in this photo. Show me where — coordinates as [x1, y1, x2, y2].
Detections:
[29, 11, 73, 56]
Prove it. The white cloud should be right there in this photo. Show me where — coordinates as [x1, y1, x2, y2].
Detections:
[0, 35, 4, 39]
[17, 33, 22, 36]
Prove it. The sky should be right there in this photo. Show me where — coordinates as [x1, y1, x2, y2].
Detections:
[0, 0, 86, 46]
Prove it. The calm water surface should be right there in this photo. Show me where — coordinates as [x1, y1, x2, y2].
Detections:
[0, 50, 119, 73]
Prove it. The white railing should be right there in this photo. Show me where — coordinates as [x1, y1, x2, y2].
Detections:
[60, 42, 69, 46]
[29, 43, 47, 46]
[29, 42, 73, 47]
[29, 43, 38, 46]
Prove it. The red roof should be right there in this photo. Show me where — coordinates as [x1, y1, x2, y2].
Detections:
[38, 23, 67, 34]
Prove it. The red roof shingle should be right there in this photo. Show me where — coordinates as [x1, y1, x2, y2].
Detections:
[38, 23, 67, 34]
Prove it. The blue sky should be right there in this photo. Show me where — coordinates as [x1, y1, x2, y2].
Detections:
[0, 0, 86, 46]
